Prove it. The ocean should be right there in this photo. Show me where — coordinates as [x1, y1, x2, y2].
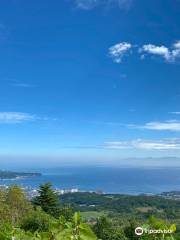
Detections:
[1, 166, 180, 195]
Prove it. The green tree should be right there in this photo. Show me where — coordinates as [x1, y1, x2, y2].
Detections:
[6, 185, 32, 225]
[0, 186, 32, 226]
[33, 183, 61, 218]
[93, 216, 127, 240]
[124, 220, 140, 240]
[21, 207, 54, 233]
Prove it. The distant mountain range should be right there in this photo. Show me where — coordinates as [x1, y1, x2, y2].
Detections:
[0, 170, 41, 179]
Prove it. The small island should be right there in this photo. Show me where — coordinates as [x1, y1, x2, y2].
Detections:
[0, 170, 41, 179]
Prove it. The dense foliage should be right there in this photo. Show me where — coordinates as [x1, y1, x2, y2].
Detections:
[0, 184, 179, 239]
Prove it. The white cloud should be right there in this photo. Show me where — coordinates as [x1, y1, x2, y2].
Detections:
[109, 42, 132, 63]
[108, 40, 180, 64]
[0, 112, 37, 124]
[140, 44, 171, 61]
[132, 120, 180, 132]
[132, 139, 180, 150]
[104, 138, 180, 150]
[172, 40, 180, 60]
[143, 121, 180, 131]
[140, 41, 180, 62]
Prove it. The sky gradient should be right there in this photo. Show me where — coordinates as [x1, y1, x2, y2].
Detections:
[0, 0, 180, 166]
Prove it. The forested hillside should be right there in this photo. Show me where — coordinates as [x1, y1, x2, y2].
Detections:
[0, 183, 179, 239]
[61, 192, 180, 220]
[0, 170, 41, 179]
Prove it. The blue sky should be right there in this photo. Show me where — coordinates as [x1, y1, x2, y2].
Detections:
[0, 0, 180, 166]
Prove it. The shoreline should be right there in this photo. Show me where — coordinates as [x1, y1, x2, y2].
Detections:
[0, 182, 180, 200]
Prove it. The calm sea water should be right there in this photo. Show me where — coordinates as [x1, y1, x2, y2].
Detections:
[1, 166, 180, 194]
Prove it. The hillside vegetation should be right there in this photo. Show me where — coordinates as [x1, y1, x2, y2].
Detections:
[0, 170, 41, 179]
[0, 183, 179, 239]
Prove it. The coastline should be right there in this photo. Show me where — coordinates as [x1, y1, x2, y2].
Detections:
[1, 166, 180, 196]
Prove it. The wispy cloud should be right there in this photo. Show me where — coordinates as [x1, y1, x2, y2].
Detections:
[109, 42, 132, 63]
[8, 79, 36, 88]
[140, 41, 180, 62]
[117, 0, 133, 9]
[75, 0, 99, 10]
[104, 138, 180, 150]
[11, 83, 36, 88]
[169, 112, 180, 115]
[75, 0, 133, 10]
[90, 119, 180, 132]
[0, 112, 58, 124]
[0, 112, 37, 124]
[131, 120, 180, 132]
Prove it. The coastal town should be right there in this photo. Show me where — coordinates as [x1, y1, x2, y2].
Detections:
[0, 184, 79, 199]
[1, 182, 180, 201]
